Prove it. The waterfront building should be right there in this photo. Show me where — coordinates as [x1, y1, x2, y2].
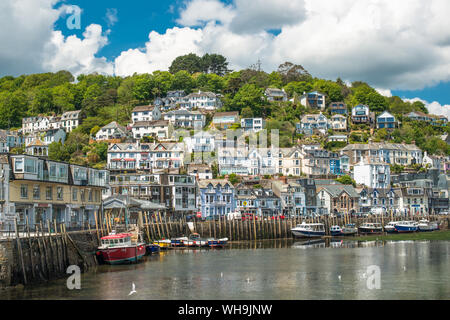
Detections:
[271, 178, 306, 216]
[316, 183, 360, 216]
[277, 148, 302, 176]
[358, 187, 399, 214]
[198, 179, 235, 218]
[0, 154, 108, 230]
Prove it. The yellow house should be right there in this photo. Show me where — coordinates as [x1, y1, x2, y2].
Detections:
[0, 154, 108, 230]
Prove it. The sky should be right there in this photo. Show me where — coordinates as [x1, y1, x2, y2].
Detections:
[0, 0, 449, 118]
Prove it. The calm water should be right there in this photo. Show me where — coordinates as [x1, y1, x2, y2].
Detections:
[1, 240, 449, 300]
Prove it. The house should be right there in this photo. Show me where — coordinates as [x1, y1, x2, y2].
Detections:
[422, 152, 444, 171]
[0, 154, 108, 230]
[131, 105, 162, 124]
[163, 109, 205, 129]
[328, 135, 348, 143]
[329, 102, 348, 115]
[278, 148, 302, 176]
[353, 159, 391, 189]
[184, 131, 215, 153]
[377, 111, 397, 129]
[316, 183, 360, 215]
[212, 112, 240, 130]
[25, 138, 48, 157]
[44, 128, 66, 145]
[95, 121, 128, 141]
[270, 179, 306, 216]
[22, 116, 50, 135]
[154, 90, 186, 111]
[240, 118, 265, 132]
[61, 110, 83, 132]
[340, 154, 350, 174]
[107, 142, 184, 172]
[131, 120, 173, 140]
[358, 187, 399, 214]
[352, 105, 375, 125]
[0, 130, 24, 152]
[253, 181, 282, 216]
[247, 148, 278, 176]
[218, 147, 250, 176]
[300, 91, 326, 109]
[395, 184, 431, 216]
[342, 143, 423, 167]
[265, 88, 288, 102]
[198, 180, 235, 218]
[296, 112, 329, 135]
[300, 148, 338, 176]
[187, 164, 213, 180]
[330, 114, 347, 131]
[406, 111, 448, 126]
[181, 91, 223, 111]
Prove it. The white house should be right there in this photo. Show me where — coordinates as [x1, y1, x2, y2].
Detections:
[181, 91, 223, 111]
[184, 131, 215, 153]
[330, 114, 347, 131]
[61, 110, 82, 132]
[163, 109, 205, 129]
[353, 159, 391, 189]
[241, 118, 265, 132]
[131, 105, 162, 124]
[300, 91, 326, 109]
[95, 121, 128, 141]
[131, 120, 172, 140]
[265, 88, 288, 102]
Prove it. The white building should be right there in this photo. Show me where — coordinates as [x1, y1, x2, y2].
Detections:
[330, 114, 347, 131]
[61, 110, 82, 132]
[241, 118, 265, 132]
[181, 91, 223, 111]
[163, 109, 205, 129]
[131, 105, 162, 124]
[131, 120, 172, 140]
[184, 131, 215, 153]
[353, 159, 391, 189]
[95, 122, 128, 141]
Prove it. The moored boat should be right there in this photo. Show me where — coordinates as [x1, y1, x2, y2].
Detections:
[341, 224, 358, 236]
[330, 225, 343, 237]
[395, 221, 418, 233]
[208, 238, 229, 248]
[146, 243, 161, 254]
[171, 237, 188, 247]
[97, 233, 146, 265]
[417, 220, 439, 232]
[384, 221, 399, 233]
[358, 223, 383, 234]
[184, 233, 208, 247]
[291, 223, 326, 238]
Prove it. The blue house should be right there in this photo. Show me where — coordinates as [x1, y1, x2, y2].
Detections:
[198, 179, 235, 218]
[329, 102, 348, 115]
[377, 111, 397, 129]
[329, 157, 342, 175]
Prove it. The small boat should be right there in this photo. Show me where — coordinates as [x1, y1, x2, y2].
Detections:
[395, 221, 418, 233]
[153, 239, 171, 249]
[184, 233, 208, 247]
[341, 224, 358, 236]
[418, 220, 439, 232]
[97, 233, 146, 265]
[384, 221, 399, 233]
[171, 237, 188, 247]
[330, 225, 343, 236]
[291, 223, 326, 238]
[359, 223, 383, 234]
[146, 243, 161, 254]
[208, 238, 229, 248]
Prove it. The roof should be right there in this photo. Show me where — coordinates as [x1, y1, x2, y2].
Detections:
[342, 143, 421, 152]
[198, 179, 233, 189]
[132, 120, 169, 128]
[26, 139, 46, 147]
[132, 105, 156, 113]
[213, 111, 239, 118]
[317, 184, 359, 198]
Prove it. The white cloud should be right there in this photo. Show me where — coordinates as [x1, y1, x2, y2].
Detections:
[375, 88, 392, 97]
[403, 97, 450, 118]
[177, 0, 235, 26]
[43, 24, 114, 76]
[105, 8, 118, 27]
[114, 27, 203, 76]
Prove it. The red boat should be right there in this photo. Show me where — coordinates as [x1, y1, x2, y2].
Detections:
[97, 233, 146, 265]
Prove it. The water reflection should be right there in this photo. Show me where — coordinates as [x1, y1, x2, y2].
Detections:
[0, 240, 449, 300]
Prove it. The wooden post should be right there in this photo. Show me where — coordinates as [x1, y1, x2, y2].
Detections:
[15, 218, 27, 285]
[26, 216, 36, 280]
[53, 220, 62, 274]
[94, 210, 100, 244]
[35, 225, 47, 281]
[40, 221, 51, 278]
[253, 216, 257, 240]
[144, 212, 151, 243]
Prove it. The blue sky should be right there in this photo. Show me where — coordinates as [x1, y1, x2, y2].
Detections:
[1, 0, 449, 116]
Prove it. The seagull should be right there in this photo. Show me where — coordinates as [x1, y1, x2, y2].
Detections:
[403, 266, 407, 272]
[220, 272, 223, 278]
[246, 278, 250, 283]
[128, 283, 136, 296]
[338, 275, 341, 281]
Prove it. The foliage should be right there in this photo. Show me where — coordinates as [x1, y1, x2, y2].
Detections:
[336, 175, 356, 187]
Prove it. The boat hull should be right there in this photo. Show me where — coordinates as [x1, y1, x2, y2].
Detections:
[358, 227, 383, 234]
[292, 229, 326, 238]
[146, 244, 161, 254]
[208, 239, 228, 248]
[395, 225, 418, 233]
[99, 244, 146, 265]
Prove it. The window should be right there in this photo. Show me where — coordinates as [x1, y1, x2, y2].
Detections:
[15, 159, 24, 172]
[33, 185, 40, 200]
[20, 185, 28, 199]
[88, 189, 93, 202]
[80, 189, 85, 202]
[57, 187, 63, 200]
[25, 158, 36, 174]
[72, 188, 78, 201]
[46, 187, 52, 200]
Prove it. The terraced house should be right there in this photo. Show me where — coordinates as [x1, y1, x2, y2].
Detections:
[0, 154, 108, 231]
[198, 180, 235, 218]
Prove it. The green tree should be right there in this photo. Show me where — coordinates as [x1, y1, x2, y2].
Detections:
[336, 175, 356, 187]
[201, 53, 230, 76]
[169, 53, 204, 74]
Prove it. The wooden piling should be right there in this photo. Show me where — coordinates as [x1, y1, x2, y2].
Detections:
[15, 218, 27, 285]
[26, 216, 36, 279]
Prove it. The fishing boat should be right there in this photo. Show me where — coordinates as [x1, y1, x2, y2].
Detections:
[208, 238, 229, 248]
[97, 233, 146, 265]
[358, 223, 383, 234]
[171, 237, 188, 247]
[395, 221, 418, 233]
[291, 223, 326, 238]
[417, 220, 439, 232]
[184, 233, 208, 247]
[384, 221, 399, 233]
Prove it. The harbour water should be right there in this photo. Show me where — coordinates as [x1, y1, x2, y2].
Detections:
[1, 240, 449, 300]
